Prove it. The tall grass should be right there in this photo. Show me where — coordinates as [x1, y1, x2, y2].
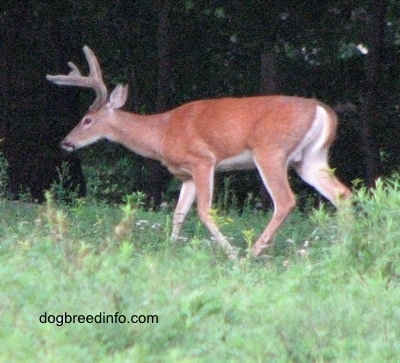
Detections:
[1, 176, 400, 362]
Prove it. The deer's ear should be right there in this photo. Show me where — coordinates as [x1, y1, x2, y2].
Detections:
[108, 84, 128, 109]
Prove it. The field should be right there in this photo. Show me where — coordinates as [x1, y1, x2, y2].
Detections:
[1, 177, 400, 362]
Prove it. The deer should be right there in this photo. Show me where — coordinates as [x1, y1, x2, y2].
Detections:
[46, 45, 352, 260]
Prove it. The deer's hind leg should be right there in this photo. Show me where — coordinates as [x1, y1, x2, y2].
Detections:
[252, 154, 296, 257]
[293, 146, 351, 207]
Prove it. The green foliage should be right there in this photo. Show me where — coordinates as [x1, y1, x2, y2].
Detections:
[334, 176, 400, 282]
[81, 147, 146, 203]
[2, 175, 400, 361]
[50, 162, 80, 202]
[0, 150, 8, 199]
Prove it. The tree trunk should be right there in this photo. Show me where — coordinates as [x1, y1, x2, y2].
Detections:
[145, 0, 173, 208]
[1, 3, 85, 200]
[360, 0, 386, 186]
[155, 0, 172, 113]
[0, 4, 30, 142]
[258, 51, 278, 209]
[260, 52, 278, 95]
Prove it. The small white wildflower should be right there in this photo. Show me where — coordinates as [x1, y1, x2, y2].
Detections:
[357, 43, 368, 54]
[298, 249, 308, 258]
[34, 218, 42, 226]
[136, 220, 149, 227]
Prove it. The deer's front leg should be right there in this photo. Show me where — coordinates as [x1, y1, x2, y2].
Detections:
[171, 179, 196, 240]
[191, 164, 237, 260]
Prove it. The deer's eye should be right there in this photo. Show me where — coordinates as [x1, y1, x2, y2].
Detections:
[83, 117, 92, 125]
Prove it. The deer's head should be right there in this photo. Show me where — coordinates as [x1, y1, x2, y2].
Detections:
[46, 46, 128, 151]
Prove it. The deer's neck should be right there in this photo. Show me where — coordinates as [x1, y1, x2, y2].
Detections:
[109, 110, 169, 161]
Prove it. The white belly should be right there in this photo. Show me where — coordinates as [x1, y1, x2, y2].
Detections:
[216, 150, 255, 172]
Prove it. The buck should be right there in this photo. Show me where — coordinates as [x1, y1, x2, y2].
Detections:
[46, 45, 351, 259]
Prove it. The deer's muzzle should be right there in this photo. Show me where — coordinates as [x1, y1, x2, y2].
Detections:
[60, 140, 76, 152]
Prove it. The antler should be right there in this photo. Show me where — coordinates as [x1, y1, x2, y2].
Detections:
[46, 45, 108, 111]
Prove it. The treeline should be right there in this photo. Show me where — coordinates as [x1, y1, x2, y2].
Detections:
[0, 1, 399, 204]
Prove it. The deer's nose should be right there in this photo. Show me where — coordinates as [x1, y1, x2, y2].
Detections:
[60, 140, 76, 152]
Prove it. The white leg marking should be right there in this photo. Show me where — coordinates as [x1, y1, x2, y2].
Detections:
[171, 179, 196, 240]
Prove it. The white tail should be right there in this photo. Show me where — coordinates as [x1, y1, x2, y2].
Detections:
[46, 46, 351, 259]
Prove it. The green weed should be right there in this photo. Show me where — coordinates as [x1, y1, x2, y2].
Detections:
[1, 175, 400, 361]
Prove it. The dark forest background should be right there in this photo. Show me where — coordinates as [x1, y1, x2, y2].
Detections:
[1, 0, 399, 206]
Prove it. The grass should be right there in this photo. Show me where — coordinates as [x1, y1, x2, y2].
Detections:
[1, 176, 400, 362]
